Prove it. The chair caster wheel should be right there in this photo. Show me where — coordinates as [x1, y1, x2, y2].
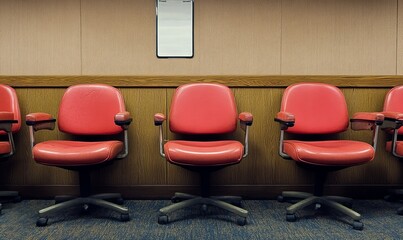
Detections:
[13, 196, 22, 203]
[171, 196, 182, 203]
[384, 194, 396, 202]
[277, 195, 284, 202]
[201, 204, 208, 214]
[352, 221, 363, 230]
[314, 203, 322, 210]
[120, 213, 130, 222]
[36, 217, 48, 227]
[158, 215, 169, 224]
[286, 214, 296, 222]
[397, 207, 403, 215]
[237, 217, 247, 226]
[82, 204, 89, 212]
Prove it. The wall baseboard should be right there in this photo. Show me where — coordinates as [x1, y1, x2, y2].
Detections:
[2, 185, 400, 200]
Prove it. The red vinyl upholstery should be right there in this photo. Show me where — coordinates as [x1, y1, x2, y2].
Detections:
[26, 84, 131, 226]
[166, 83, 242, 166]
[33, 140, 123, 166]
[155, 83, 252, 225]
[283, 140, 374, 166]
[30, 84, 128, 166]
[384, 85, 403, 135]
[164, 140, 243, 166]
[381, 85, 403, 215]
[281, 83, 349, 134]
[169, 83, 237, 135]
[275, 83, 381, 229]
[0, 84, 21, 134]
[58, 84, 125, 135]
[280, 83, 374, 166]
[0, 142, 11, 155]
[0, 84, 21, 210]
[385, 141, 403, 156]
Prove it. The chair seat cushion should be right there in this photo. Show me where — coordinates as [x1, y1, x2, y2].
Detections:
[283, 140, 374, 166]
[0, 142, 11, 155]
[386, 141, 403, 156]
[33, 140, 123, 166]
[164, 140, 244, 166]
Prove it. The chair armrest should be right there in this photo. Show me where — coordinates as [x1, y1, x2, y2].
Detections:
[0, 112, 15, 122]
[113, 111, 132, 158]
[154, 113, 166, 157]
[114, 111, 132, 130]
[350, 112, 384, 130]
[379, 111, 403, 132]
[154, 113, 166, 126]
[25, 113, 56, 149]
[25, 113, 56, 131]
[238, 112, 253, 158]
[0, 111, 17, 156]
[0, 112, 17, 132]
[382, 111, 403, 121]
[274, 112, 295, 130]
[239, 112, 253, 126]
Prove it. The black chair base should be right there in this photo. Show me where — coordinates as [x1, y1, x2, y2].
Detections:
[158, 192, 248, 226]
[37, 193, 129, 226]
[278, 191, 363, 230]
[384, 189, 403, 215]
[0, 191, 21, 213]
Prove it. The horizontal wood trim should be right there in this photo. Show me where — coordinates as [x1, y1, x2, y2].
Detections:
[1, 75, 403, 88]
[4, 185, 400, 200]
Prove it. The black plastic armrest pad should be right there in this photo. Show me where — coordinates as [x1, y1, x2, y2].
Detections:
[26, 119, 56, 126]
[115, 118, 133, 126]
[0, 120, 18, 124]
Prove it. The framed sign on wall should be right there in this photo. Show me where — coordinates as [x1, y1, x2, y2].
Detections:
[156, 0, 194, 58]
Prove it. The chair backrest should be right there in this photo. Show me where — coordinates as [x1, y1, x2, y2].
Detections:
[169, 83, 237, 135]
[281, 83, 349, 134]
[383, 85, 403, 135]
[58, 84, 126, 135]
[0, 84, 21, 134]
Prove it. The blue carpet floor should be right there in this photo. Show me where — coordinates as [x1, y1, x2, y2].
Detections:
[0, 200, 402, 239]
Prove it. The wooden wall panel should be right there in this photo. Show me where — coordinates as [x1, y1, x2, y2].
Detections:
[281, 0, 397, 75]
[81, 0, 281, 75]
[93, 88, 167, 186]
[330, 88, 391, 185]
[0, 86, 402, 199]
[0, 0, 403, 198]
[0, 88, 77, 187]
[0, 0, 81, 75]
[212, 88, 283, 185]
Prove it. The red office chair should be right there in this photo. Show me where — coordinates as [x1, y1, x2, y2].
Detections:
[26, 84, 132, 226]
[275, 83, 383, 230]
[0, 84, 21, 213]
[154, 83, 253, 225]
[381, 85, 403, 215]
